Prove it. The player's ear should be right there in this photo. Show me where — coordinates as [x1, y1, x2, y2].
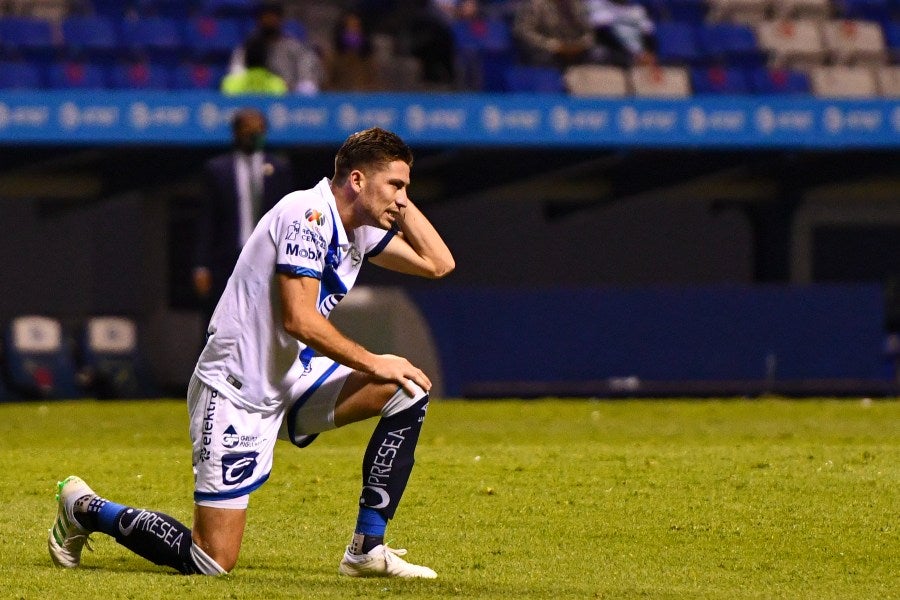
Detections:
[349, 169, 365, 193]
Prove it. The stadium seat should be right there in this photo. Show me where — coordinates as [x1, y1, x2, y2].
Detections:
[119, 17, 186, 64]
[706, 0, 771, 25]
[61, 16, 120, 63]
[748, 66, 812, 93]
[821, 19, 888, 64]
[666, 0, 709, 22]
[183, 16, 245, 62]
[875, 64, 900, 96]
[0, 16, 56, 60]
[564, 64, 628, 97]
[135, 0, 203, 18]
[452, 17, 515, 91]
[654, 22, 704, 66]
[697, 22, 767, 67]
[756, 19, 827, 68]
[885, 21, 900, 62]
[629, 65, 691, 97]
[3, 316, 78, 399]
[503, 65, 565, 93]
[171, 62, 226, 89]
[690, 65, 751, 94]
[45, 61, 109, 89]
[109, 61, 173, 89]
[809, 64, 878, 97]
[78, 316, 156, 399]
[837, 0, 892, 21]
[202, 0, 261, 19]
[0, 61, 44, 88]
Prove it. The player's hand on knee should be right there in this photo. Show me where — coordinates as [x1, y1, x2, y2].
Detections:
[370, 354, 432, 395]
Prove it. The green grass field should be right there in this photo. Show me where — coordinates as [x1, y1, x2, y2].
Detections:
[1, 398, 897, 599]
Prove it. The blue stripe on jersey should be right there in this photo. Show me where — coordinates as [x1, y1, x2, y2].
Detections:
[286, 360, 340, 447]
[194, 472, 270, 502]
[276, 264, 322, 278]
[365, 227, 397, 259]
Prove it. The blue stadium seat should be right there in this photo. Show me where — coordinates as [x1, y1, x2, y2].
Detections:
[884, 21, 900, 61]
[0, 61, 44, 88]
[453, 18, 515, 91]
[749, 67, 811, 94]
[109, 61, 173, 89]
[61, 16, 120, 62]
[503, 65, 565, 93]
[135, 0, 203, 18]
[119, 17, 186, 64]
[640, 0, 707, 22]
[3, 316, 79, 399]
[690, 65, 750, 94]
[78, 316, 156, 399]
[0, 17, 56, 60]
[655, 22, 703, 65]
[46, 61, 110, 89]
[202, 0, 261, 18]
[171, 62, 226, 89]
[183, 16, 244, 62]
[697, 23, 766, 68]
[837, 0, 891, 20]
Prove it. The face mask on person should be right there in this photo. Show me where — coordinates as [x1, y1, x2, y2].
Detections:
[236, 132, 265, 155]
[341, 30, 364, 51]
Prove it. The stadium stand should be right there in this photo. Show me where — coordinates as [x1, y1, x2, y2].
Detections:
[876, 63, 900, 95]
[0, 1, 899, 96]
[3, 316, 78, 400]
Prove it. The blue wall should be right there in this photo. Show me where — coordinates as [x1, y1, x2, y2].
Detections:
[410, 284, 888, 396]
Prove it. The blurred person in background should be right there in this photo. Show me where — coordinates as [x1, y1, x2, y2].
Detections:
[49, 127, 454, 579]
[221, 35, 288, 95]
[324, 10, 382, 91]
[229, 1, 323, 95]
[513, 0, 596, 68]
[586, 0, 657, 67]
[192, 107, 294, 331]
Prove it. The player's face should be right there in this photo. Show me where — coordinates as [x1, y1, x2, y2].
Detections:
[355, 160, 410, 229]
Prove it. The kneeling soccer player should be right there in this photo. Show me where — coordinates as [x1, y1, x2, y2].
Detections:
[48, 127, 454, 577]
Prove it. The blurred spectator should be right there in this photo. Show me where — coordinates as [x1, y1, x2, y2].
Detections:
[193, 107, 295, 332]
[229, 1, 323, 95]
[324, 10, 382, 91]
[221, 34, 288, 95]
[369, 0, 457, 86]
[513, 0, 596, 68]
[586, 0, 657, 67]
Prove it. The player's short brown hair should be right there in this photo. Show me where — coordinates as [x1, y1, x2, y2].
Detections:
[333, 127, 413, 184]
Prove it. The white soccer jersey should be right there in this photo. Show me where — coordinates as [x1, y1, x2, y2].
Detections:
[194, 177, 396, 414]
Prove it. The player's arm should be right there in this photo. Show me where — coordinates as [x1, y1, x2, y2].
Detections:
[368, 199, 455, 278]
[278, 273, 431, 394]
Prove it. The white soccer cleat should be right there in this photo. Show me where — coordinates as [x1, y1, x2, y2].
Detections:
[339, 544, 437, 579]
[48, 476, 95, 568]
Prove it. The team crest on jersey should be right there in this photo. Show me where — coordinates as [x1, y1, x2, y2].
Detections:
[305, 209, 324, 226]
[285, 221, 302, 240]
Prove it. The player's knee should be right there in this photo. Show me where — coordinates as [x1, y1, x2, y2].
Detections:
[382, 382, 428, 418]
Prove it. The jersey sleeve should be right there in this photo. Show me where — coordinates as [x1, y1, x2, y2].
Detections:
[357, 225, 397, 260]
[273, 196, 331, 279]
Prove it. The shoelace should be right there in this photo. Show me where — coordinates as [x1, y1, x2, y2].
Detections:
[66, 533, 94, 554]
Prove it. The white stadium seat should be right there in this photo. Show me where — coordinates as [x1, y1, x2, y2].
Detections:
[773, 0, 832, 20]
[706, 0, 771, 25]
[629, 65, 691, 97]
[821, 20, 887, 65]
[564, 65, 628, 97]
[809, 65, 878, 98]
[756, 19, 827, 68]
[875, 65, 900, 97]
